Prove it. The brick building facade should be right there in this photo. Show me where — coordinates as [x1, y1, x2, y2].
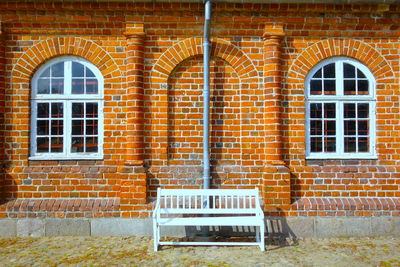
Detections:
[0, 0, 399, 236]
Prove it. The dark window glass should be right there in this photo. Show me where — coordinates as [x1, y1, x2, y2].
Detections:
[344, 104, 356, 118]
[310, 80, 322, 95]
[72, 79, 85, 94]
[358, 137, 369, 152]
[325, 121, 336, 136]
[313, 69, 322, 78]
[357, 69, 366, 78]
[50, 137, 63, 153]
[86, 120, 98, 135]
[51, 103, 63, 118]
[324, 80, 335, 95]
[72, 120, 84, 135]
[311, 137, 322, 152]
[86, 103, 98, 118]
[86, 137, 98, 152]
[324, 103, 336, 118]
[358, 80, 369, 94]
[325, 137, 336, 152]
[344, 63, 355, 78]
[37, 120, 49, 135]
[72, 103, 84, 118]
[86, 67, 95, 78]
[310, 103, 322, 118]
[37, 103, 49, 118]
[51, 79, 64, 94]
[344, 137, 357, 152]
[357, 103, 369, 118]
[310, 120, 322, 135]
[324, 63, 335, 78]
[86, 79, 98, 94]
[358, 120, 369, 135]
[344, 80, 356, 95]
[51, 120, 63, 135]
[37, 137, 49, 153]
[71, 137, 84, 153]
[40, 68, 50, 78]
[344, 120, 356, 135]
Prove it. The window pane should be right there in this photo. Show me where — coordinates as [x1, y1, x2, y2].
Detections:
[72, 103, 84, 118]
[40, 68, 50, 78]
[312, 69, 322, 78]
[310, 120, 322, 135]
[51, 120, 63, 135]
[358, 137, 369, 152]
[324, 80, 335, 95]
[324, 63, 335, 78]
[344, 80, 356, 95]
[324, 103, 336, 118]
[344, 137, 357, 152]
[86, 137, 98, 152]
[86, 67, 95, 77]
[86, 103, 98, 118]
[72, 62, 84, 77]
[72, 79, 85, 94]
[37, 120, 49, 135]
[344, 104, 356, 118]
[51, 79, 64, 94]
[37, 103, 49, 118]
[344, 120, 356, 135]
[51, 137, 63, 153]
[86, 120, 98, 135]
[37, 79, 50, 94]
[311, 137, 322, 152]
[357, 69, 366, 78]
[71, 137, 84, 153]
[51, 103, 63, 118]
[325, 137, 336, 152]
[343, 63, 355, 78]
[86, 79, 98, 94]
[310, 103, 322, 118]
[51, 62, 64, 77]
[310, 80, 322, 95]
[72, 120, 84, 135]
[358, 80, 369, 95]
[37, 137, 49, 153]
[358, 120, 369, 135]
[358, 103, 369, 118]
[325, 121, 336, 136]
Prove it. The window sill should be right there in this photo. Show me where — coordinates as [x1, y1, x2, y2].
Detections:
[29, 156, 103, 161]
[306, 155, 377, 160]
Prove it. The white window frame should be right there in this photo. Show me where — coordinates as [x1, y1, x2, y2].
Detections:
[305, 57, 376, 159]
[30, 56, 104, 160]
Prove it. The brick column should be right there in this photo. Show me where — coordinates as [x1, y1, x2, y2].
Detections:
[0, 23, 5, 204]
[262, 24, 290, 214]
[120, 24, 147, 218]
[124, 23, 145, 166]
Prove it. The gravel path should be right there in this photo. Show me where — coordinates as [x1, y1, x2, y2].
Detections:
[0, 236, 399, 266]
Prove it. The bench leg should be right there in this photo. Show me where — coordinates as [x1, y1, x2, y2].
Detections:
[153, 220, 159, 252]
[256, 227, 260, 243]
[260, 224, 265, 252]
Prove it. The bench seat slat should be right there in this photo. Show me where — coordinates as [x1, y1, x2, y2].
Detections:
[158, 216, 263, 226]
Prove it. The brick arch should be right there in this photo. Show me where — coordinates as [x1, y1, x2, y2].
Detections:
[12, 37, 122, 82]
[151, 37, 259, 84]
[287, 39, 394, 84]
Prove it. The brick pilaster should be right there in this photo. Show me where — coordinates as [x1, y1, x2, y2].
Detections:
[124, 23, 145, 166]
[262, 24, 291, 214]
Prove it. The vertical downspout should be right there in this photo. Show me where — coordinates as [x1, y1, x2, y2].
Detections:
[203, 0, 212, 190]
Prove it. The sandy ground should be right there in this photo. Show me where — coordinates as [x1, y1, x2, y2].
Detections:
[0, 236, 399, 266]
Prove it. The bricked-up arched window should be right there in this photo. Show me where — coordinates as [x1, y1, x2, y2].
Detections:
[30, 56, 104, 160]
[306, 57, 376, 159]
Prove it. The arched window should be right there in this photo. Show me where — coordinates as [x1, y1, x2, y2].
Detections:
[30, 56, 103, 159]
[306, 57, 376, 159]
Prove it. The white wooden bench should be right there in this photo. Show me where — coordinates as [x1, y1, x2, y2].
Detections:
[153, 188, 265, 251]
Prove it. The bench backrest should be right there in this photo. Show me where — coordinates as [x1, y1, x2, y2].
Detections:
[154, 188, 263, 215]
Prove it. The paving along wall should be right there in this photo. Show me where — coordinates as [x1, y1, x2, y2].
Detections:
[0, 2, 399, 236]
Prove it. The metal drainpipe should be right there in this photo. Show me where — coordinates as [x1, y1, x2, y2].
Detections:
[203, 0, 212, 190]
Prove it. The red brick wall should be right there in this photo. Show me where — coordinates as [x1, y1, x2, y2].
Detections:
[0, 2, 399, 218]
